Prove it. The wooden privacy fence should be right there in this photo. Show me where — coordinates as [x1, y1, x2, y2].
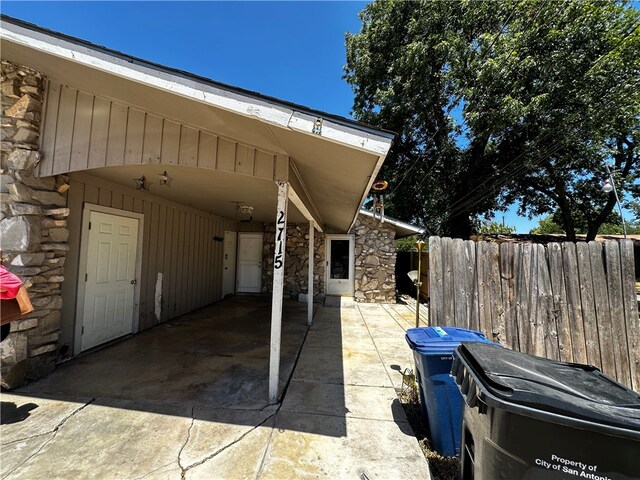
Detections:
[428, 236, 640, 391]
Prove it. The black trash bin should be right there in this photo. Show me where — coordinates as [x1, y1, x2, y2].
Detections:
[452, 343, 640, 480]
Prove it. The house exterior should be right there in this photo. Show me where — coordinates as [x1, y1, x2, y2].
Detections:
[0, 16, 401, 398]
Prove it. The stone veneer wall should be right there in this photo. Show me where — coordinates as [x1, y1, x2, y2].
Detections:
[262, 224, 325, 300]
[261, 214, 397, 304]
[1, 61, 68, 389]
[353, 214, 397, 303]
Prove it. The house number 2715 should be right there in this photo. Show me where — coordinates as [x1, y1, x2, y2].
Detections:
[274, 210, 285, 269]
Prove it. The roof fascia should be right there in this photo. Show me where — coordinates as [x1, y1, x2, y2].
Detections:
[1, 16, 394, 157]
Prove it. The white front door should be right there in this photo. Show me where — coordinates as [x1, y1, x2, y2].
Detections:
[223, 231, 237, 297]
[326, 235, 355, 295]
[237, 233, 263, 293]
[81, 211, 139, 351]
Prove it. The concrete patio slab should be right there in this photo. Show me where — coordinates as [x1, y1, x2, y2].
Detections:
[2, 397, 192, 480]
[282, 380, 404, 422]
[1, 297, 430, 479]
[260, 412, 426, 480]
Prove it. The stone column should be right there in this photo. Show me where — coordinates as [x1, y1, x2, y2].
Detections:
[1, 60, 69, 388]
[353, 214, 397, 303]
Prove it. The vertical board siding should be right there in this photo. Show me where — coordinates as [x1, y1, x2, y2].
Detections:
[64, 173, 225, 349]
[197, 132, 217, 170]
[106, 104, 128, 167]
[55, 85, 77, 172]
[124, 108, 146, 165]
[217, 138, 236, 172]
[39, 80, 61, 176]
[88, 97, 111, 169]
[38, 80, 278, 179]
[179, 126, 199, 167]
[428, 236, 640, 391]
[161, 120, 181, 165]
[142, 114, 163, 165]
[70, 91, 93, 171]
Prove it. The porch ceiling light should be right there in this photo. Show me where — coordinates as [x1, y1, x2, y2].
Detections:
[239, 205, 254, 215]
[133, 175, 149, 191]
[158, 170, 173, 187]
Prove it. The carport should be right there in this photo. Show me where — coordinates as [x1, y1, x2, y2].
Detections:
[15, 296, 310, 409]
[0, 16, 394, 402]
[1, 296, 431, 479]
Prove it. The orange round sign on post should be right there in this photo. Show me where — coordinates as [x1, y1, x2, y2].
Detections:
[372, 180, 388, 191]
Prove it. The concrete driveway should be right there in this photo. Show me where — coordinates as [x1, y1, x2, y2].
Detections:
[1, 296, 430, 479]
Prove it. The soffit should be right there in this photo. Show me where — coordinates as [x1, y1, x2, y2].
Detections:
[1, 24, 392, 232]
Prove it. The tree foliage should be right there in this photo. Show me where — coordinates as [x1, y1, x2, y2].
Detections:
[396, 235, 420, 252]
[479, 221, 516, 235]
[530, 210, 640, 235]
[345, 0, 640, 240]
[530, 215, 565, 235]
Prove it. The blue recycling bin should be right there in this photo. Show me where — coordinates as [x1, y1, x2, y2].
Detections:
[405, 326, 496, 456]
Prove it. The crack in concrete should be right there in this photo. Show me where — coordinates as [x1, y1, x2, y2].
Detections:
[132, 461, 175, 480]
[179, 410, 278, 479]
[178, 405, 196, 480]
[2, 398, 96, 480]
[355, 305, 398, 390]
[255, 410, 279, 480]
[1, 431, 52, 447]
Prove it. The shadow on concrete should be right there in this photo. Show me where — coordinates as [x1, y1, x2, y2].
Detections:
[0, 401, 38, 425]
[7, 295, 348, 436]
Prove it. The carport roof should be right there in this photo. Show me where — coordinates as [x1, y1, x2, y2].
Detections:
[0, 15, 396, 232]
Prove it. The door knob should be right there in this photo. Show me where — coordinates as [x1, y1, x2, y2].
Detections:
[131, 279, 137, 284]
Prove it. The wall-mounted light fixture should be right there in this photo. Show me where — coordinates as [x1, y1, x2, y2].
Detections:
[55, 175, 70, 193]
[133, 175, 149, 191]
[158, 170, 173, 187]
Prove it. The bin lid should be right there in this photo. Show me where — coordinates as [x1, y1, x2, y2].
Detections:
[453, 343, 640, 432]
[405, 326, 493, 355]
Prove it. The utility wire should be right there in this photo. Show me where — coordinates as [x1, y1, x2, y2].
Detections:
[442, 12, 640, 221]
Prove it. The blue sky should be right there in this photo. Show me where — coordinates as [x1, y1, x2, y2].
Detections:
[2, 1, 364, 117]
[3, 2, 632, 233]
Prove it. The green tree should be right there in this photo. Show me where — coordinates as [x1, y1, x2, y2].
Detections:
[345, 0, 640, 241]
[530, 210, 640, 235]
[479, 221, 516, 235]
[396, 235, 420, 252]
[530, 215, 564, 235]
[628, 200, 640, 223]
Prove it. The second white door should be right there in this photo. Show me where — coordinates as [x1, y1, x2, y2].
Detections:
[237, 233, 263, 293]
[326, 235, 355, 295]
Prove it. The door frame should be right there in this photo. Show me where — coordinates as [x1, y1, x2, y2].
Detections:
[236, 232, 263, 293]
[325, 234, 355, 296]
[222, 230, 237, 297]
[74, 203, 144, 355]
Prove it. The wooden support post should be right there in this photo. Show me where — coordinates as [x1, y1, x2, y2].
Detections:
[269, 181, 289, 404]
[308, 220, 314, 326]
